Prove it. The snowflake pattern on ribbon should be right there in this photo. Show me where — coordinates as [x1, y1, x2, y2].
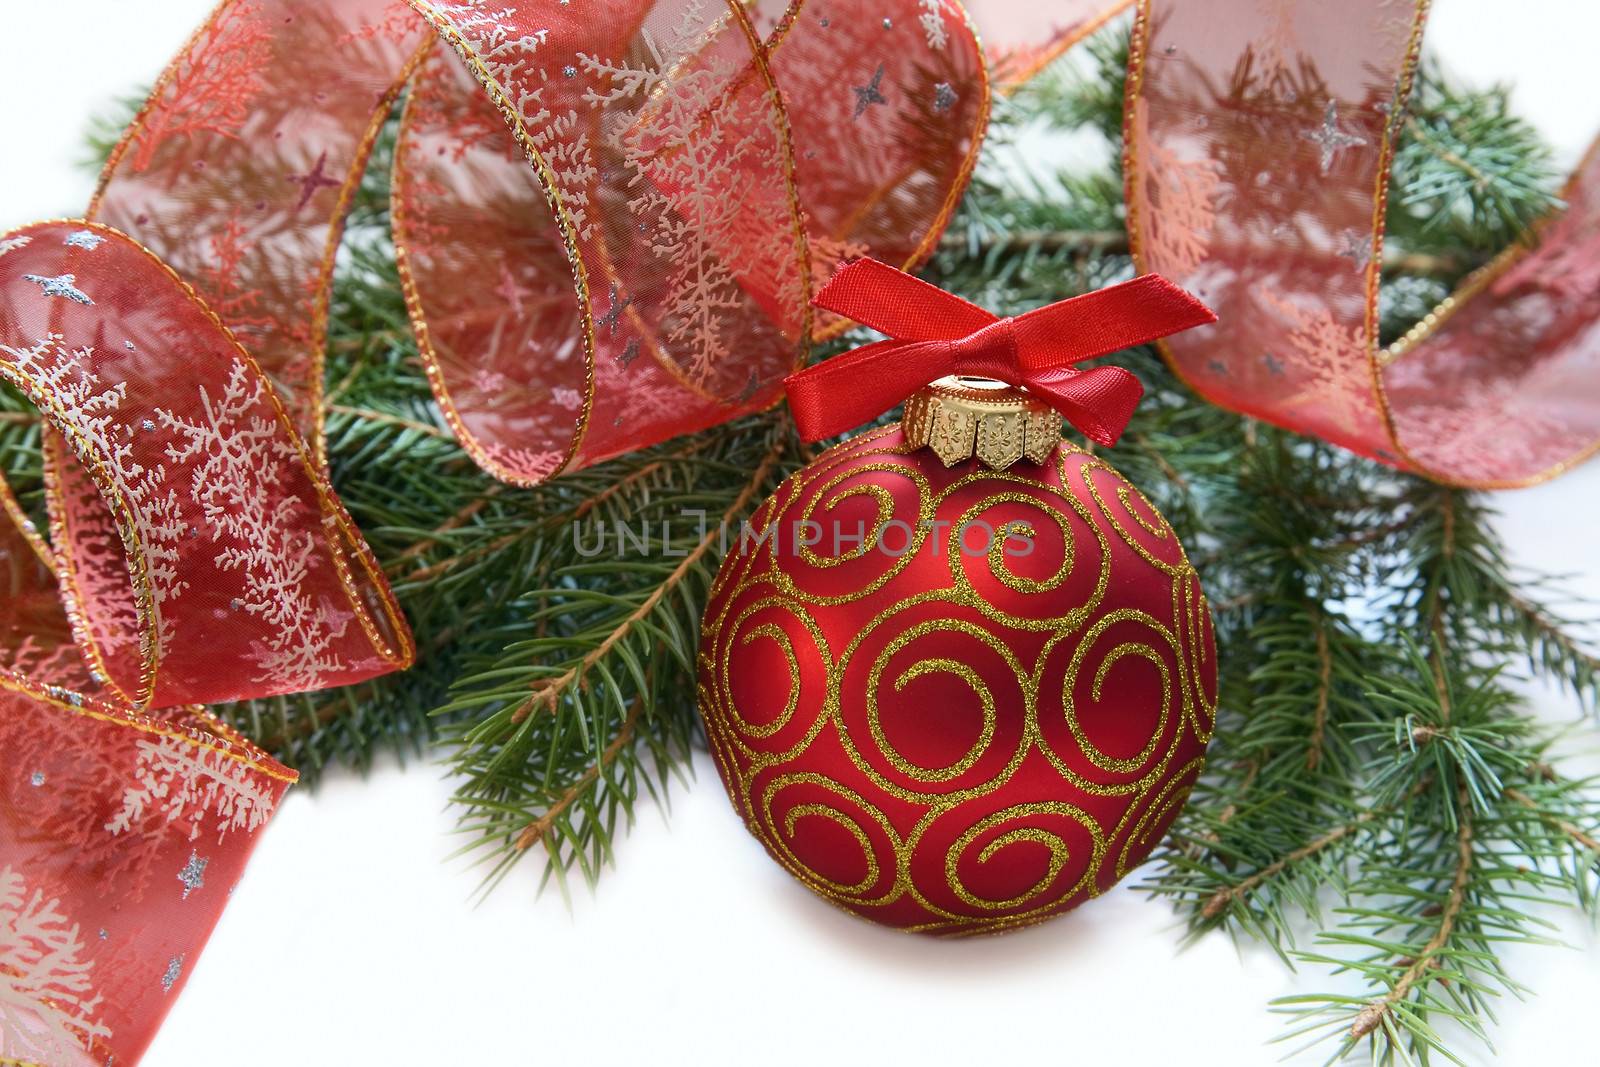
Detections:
[0, 867, 111, 1067]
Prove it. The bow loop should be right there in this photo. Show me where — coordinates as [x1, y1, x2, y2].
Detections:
[813, 256, 995, 341]
[785, 259, 1217, 448]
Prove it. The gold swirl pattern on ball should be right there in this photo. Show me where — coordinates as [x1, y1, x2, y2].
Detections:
[698, 426, 1217, 934]
[876, 658, 995, 783]
[1082, 461, 1190, 577]
[943, 484, 1110, 632]
[842, 612, 1033, 802]
[709, 596, 833, 765]
[796, 478, 898, 568]
[1038, 607, 1183, 790]
[1115, 756, 1207, 882]
[936, 802, 1105, 913]
[771, 451, 935, 605]
[759, 771, 904, 906]
[1178, 574, 1219, 742]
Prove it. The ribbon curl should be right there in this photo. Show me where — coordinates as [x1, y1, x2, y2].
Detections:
[1125, 0, 1600, 488]
[0, 3, 989, 1064]
[784, 258, 1216, 445]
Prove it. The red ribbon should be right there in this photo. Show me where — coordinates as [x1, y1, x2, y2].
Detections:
[784, 259, 1217, 446]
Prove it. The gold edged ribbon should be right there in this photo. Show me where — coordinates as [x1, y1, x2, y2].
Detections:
[0, 3, 990, 1063]
[1125, 0, 1600, 488]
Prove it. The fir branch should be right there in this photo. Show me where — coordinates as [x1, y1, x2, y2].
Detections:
[1201, 809, 1376, 921]
[507, 436, 784, 726]
[937, 227, 1126, 256]
[327, 403, 452, 440]
[1306, 616, 1333, 772]
[515, 693, 642, 853]
[1388, 64, 1563, 255]
[1346, 787, 1475, 1042]
[388, 489, 503, 569]
[1490, 584, 1600, 717]
[1505, 787, 1600, 855]
[438, 418, 794, 895]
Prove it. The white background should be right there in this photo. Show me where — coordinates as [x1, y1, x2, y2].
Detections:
[4, 3, 1600, 1065]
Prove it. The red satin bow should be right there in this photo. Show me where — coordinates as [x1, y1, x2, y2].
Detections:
[784, 259, 1218, 446]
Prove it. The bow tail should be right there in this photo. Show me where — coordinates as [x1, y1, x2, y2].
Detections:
[1026, 365, 1145, 447]
[813, 258, 997, 340]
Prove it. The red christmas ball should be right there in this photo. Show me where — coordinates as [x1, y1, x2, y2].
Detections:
[697, 391, 1217, 936]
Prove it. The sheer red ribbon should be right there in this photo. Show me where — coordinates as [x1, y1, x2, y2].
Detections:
[0, 3, 989, 1064]
[784, 259, 1215, 445]
[972, 0, 1135, 88]
[1125, 0, 1600, 487]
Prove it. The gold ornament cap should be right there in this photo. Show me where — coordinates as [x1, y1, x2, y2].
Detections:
[901, 376, 1063, 469]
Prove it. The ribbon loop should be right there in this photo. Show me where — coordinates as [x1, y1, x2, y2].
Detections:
[786, 259, 1217, 447]
[812, 256, 997, 341]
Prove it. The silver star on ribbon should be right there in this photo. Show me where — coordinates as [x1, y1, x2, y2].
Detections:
[22, 273, 93, 305]
[1303, 100, 1366, 175]
[596, 284, 631, 334]
[853, 64, 888, 119]
[177, 851, 208, 900]
[65, 230, 106, 251]
[1337, 229, 1374, 271]
[161, 955, 184, 993]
